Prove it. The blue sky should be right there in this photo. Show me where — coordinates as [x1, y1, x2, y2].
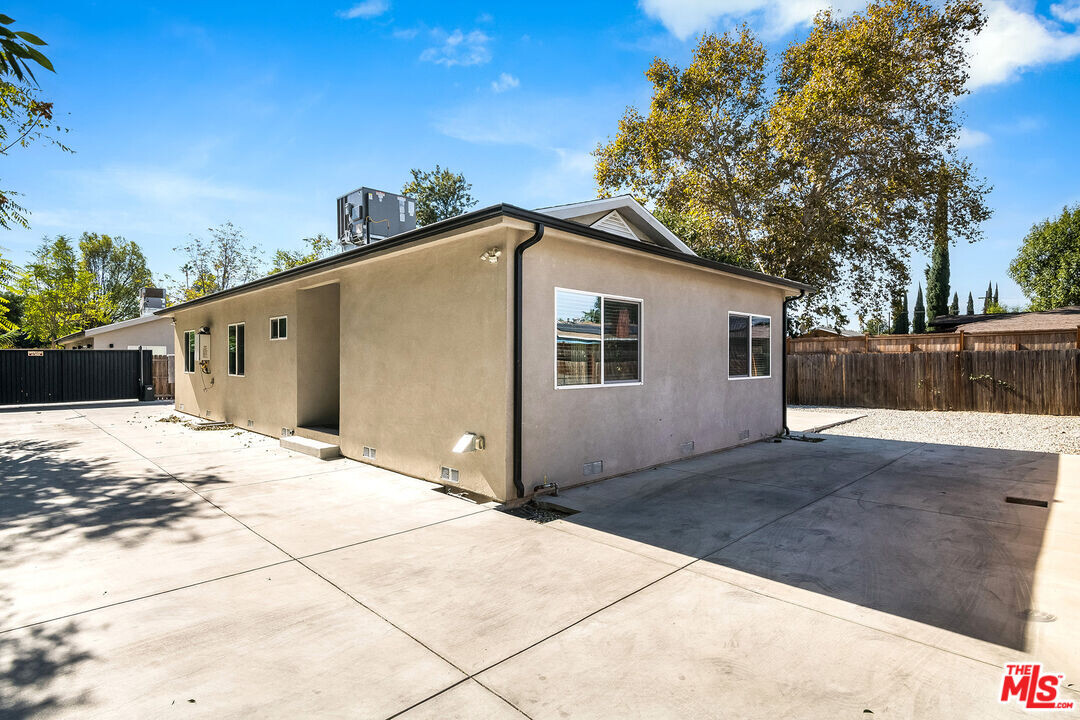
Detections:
[5, 1, 1080, 316]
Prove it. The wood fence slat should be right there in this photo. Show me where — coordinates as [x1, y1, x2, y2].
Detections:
[786, 349, 1079, 416]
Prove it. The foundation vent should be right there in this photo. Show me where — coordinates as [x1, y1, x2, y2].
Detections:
[739, 429, 750, 441]
[440, 466, 459, 483]
[583, 460, 604, 476]
[281, 427, 294, 437]
[362, 446, 377, 461]
[680, 441, 695, 455]
[204, 409, 211, 418]
[178, 403, 184, 411]
[247, 419, 254, 428]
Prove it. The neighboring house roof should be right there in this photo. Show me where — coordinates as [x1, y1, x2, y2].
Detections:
[930, 306, 1080, 333]
[158, 203, 813, 316]
[805, 326, 862, 338]
[56, 313, 168, 345]
[534, 195, 697, 255]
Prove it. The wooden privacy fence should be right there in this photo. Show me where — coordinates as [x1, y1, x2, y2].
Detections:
[788, 327, 1080, 354]
[152, 355, 174, 400]
[786, 350, 1080, 415]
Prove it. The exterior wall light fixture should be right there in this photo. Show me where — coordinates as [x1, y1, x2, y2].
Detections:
[480, 248, 502, 264]
[453, 432, 485, 453]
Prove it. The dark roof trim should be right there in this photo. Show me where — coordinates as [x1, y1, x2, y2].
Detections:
[158, 203, 812, 315]
[56, 330, 86, 344]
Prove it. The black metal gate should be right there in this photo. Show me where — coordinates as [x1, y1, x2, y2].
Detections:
[0, 349, 153, 405]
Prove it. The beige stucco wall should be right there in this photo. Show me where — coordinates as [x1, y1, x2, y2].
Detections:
[169, 221, 516, 500]
[519, 228, 789, 494]
[59, 317, 174, 354]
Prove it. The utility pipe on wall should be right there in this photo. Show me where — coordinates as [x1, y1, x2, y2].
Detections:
[513, 222, 545, 499]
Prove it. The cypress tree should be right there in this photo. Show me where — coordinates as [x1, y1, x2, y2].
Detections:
[966, 292, 974, 315]
[949, 292, 959, 315]
[993, 283, 999, 306]
[925, 168, 950, 326]
[892, 290, 910, 334]
[983, 282, 992, 313]
[913, 284, 926, 334]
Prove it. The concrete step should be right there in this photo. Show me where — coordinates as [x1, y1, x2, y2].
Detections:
[281, 435, 341, 460]
[295, 424, 340, 445]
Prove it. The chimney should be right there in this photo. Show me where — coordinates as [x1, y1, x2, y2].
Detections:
[140, 287, 166, 316]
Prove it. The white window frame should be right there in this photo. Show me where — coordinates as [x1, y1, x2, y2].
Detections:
[727, 311, 772, 380]
[554, 287, 644, 390]
[183, 330, 196, 374]
[269, 315, 287, 341]
[228, 322, 245, 377]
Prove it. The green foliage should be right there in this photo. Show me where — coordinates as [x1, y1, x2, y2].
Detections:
[862, 314, 891, 335]
[168, 222, 263, 303]
[79, 233, 153, 321]
[0, 14, 53, 84]
[651, 207, 754, 268]
[0, 19, 70, 230]
[985, 301, 1008, 314]
[949, 292, 959, 315]
[402, 165, 477, 227]
[271, 233, 335, 274]
[0, 248, 15, 335]
[982, 281, 992, 313]
[891, 290, 909, 334]
[993, 283, 999, 306]
[595, 1, 991, 327]
[15, 236, 114, 344]
[912, 284, 926, 333]
[925, 165, 951, 325]
[966, 291, 974, 315]
[1007, 206, 1080, 311]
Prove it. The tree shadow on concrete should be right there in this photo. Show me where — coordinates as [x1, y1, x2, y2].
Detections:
[555, 435, 1065, 655]
[0, 436, 221, 716]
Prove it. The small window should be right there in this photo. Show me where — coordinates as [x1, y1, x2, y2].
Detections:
[184, 331, 196, 373]
[556, 289, 641, 387]
[270, 316, 287, 340]
[728, 312, 770, 379]
[228, 323, 245, 376]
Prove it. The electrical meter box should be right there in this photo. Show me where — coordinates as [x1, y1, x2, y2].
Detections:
[197, 332, 211, 370]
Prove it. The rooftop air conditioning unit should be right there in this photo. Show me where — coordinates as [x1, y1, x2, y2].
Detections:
[336, 187, 417, 249]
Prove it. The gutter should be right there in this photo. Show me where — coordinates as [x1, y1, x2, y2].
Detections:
[512, 223, 545, 499]
[782, 288, 807, 436]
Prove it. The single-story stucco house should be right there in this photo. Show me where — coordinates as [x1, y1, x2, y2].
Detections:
[157, 197, 811, 502]
[57, 289, 173, 355]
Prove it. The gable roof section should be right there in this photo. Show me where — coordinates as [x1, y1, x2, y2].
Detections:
[534, 195, 696, 255]
[56, 312, 169, 345]
[157, 203, 812, 316]
[590, 210, 641, 241]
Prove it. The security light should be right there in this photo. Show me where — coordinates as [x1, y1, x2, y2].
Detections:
[198, 326, 210, 335]
[453, 432, 485, 453]
[480, 248, 502, 264]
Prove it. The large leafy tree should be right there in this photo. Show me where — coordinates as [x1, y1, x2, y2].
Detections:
[0, 16, 71, 229]
[891, 291, 909, 334]
[270, 233, 335, 274]
[402, 165, 477, 226]
[16, 236, 113, 344]
[168, 222, 263, 303]
[0, 248, 15, 334]
[79, 233, 154, 321]
[595, 0, 991, 328]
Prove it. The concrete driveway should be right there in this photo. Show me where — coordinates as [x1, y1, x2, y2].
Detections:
[1, 402, 1077, 718]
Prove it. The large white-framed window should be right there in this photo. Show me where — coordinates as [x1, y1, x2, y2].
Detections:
[728, 312, 771, 379]
[183, 330, 196, 374]
[555, 287, 642, 388]
[269, 315, 287, 340]
[228, 323, 245, 376]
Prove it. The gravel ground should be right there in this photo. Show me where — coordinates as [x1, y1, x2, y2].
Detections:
[792, 405, 1080, 455]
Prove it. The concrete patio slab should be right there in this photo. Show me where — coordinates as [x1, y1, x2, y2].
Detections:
[785, 407, 866, 433]
[154, 445, 355, 491]
[203, 467, 485, 557]
[305, 510, 673, 675]
[396, 680, 526, 719]
[549, 474, 817, 566]
[478, 570, 1032, 720]
[0, 563, 465, 718]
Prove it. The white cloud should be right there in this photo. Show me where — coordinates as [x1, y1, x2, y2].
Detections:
[392, 26, 419, 40]
[477, 12, 494, 24]
[637, 0, 862, 39]
[336, 0, 389, 19]
[967, 1, 1080, 88]
[1051, 0, 1080, 24]
[491, 72, 519, 93]
[956, 127, 991, 149]
[419, 29, 492, 67]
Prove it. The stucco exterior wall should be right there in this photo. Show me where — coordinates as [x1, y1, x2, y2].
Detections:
[169, 221, 516, 501]
[519, 228, 789, 493]
[59, 317, 174, 353]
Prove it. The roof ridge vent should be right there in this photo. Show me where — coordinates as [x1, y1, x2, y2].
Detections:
[590, 210, 640, 241]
